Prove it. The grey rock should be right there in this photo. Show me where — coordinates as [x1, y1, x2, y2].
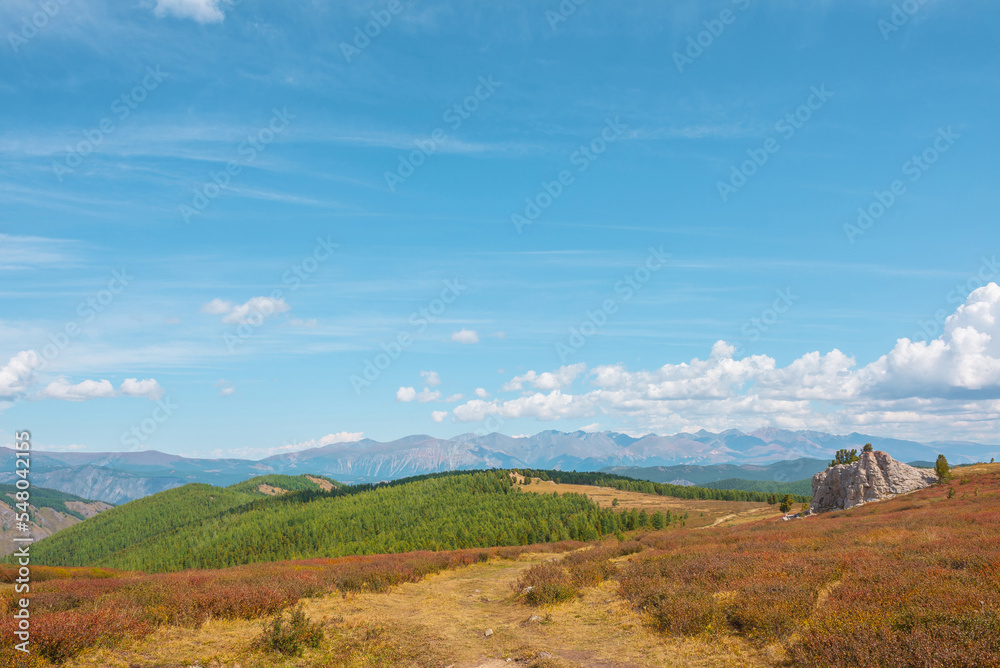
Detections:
[810, 450, 938, 514]
[484, 628, 494, 637]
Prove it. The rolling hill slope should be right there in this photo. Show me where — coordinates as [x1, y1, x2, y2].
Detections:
[28, 471, 624, 572]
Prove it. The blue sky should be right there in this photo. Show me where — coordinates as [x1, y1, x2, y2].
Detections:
[2, 0, 999, 457]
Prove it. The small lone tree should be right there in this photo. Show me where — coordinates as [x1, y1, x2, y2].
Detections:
[935, 454, 951, 481]
[863, 443, 873, 453]
[779, 494, 793, 514]
[829, 448, 860, 468]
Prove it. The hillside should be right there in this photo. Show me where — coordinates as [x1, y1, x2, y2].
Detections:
[602, 457, 829, 486]
[4, 464, 997, 667]
[0, 484, 111, 556]
[227, 473, 343, 495]
[516, 468, 811, 504]
[29, 471, 626, 572]
[701, 477, 813, 496]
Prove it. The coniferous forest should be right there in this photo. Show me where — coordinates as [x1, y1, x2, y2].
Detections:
[27, 471, 635, 572]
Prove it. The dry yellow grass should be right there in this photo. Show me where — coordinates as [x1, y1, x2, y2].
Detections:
[516, 476, 782, 529]
[65, 549, 770, 668]
[953, 461, 1000, 477]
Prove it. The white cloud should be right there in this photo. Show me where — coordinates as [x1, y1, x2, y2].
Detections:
[119, 378, 164, 400]
[502, 363, 587, 392]
[0, 350, 39, 400]
[580, 423, 601, 432]
[444, 393, 464, 402]
[153, 0, 227, 23]
[39, 379, 116, 402]
[396, 386, 442, 403]
[475, 387, 490, 399]
[430, 410, 448, 423]
[207, 431, 365, 459]
[450, 285, 1000, 441]
[38, 377, 163, 402]
[451, 328, 480, 344]
[421, 370, 442, 387]
[201, 296, 290, 325]
[214, 379, 235, 396]
[201, 298, 232, 315]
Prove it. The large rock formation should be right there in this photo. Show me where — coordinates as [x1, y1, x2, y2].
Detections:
[810, 450, 939, 513]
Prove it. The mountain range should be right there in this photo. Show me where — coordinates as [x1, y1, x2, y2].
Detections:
[3, 428, 996, 504]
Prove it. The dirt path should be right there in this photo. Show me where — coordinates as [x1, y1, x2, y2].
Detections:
[68, 551, 771, 668]
[300, 552, 766, 668]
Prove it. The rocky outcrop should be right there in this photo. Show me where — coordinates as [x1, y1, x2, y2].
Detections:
[810, 450, 938, 513]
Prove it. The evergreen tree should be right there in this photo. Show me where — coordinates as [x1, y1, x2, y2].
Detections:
[935, 455, 950, 481]
[779, 494, 793, 514]
[829, 449, 860, 467]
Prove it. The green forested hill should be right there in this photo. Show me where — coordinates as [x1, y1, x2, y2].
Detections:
[23, 484, 259, 567]
[701, 477, 813, 496]
[227, 473, 342, 495]
[29, 471, 625, 572]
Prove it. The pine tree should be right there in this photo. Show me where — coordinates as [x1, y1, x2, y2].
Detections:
[935, 455, 950, 482]
[779, 494, 793, 514]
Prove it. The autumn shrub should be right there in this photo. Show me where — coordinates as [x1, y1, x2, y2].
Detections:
[515, 562, 578, 605]
[30, 605, 149, 663]
[255, 604, 324, 656]
[719, 578, 819, 641]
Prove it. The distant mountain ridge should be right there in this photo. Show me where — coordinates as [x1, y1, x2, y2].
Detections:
[1, 428, 996, 504]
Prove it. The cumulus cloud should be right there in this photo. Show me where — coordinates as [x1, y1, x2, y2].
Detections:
[119, 378, 164, 400]
[475, 387, 490, 399]
[421, 370, 442, 387]
[502, 363, 587, 392]
[396, 386, 442, 403]
[39, 378, 164, 402]
[450, 285, 1000, 440]
[451, 328, 480, 344]
[431, 410, 448, 423]
[0, 351, 39, 400]
[153, 0, 228, 23]
[201, 296, 290, 325]
[39, 379, 117, 402]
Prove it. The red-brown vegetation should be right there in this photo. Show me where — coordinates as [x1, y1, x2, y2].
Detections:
[0, 542, 584, 664]
[615, 468, 1000, 666]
